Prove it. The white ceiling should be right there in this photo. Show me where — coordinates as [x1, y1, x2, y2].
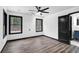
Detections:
[3, 6, 76, 17]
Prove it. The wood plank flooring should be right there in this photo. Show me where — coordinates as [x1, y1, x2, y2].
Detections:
[2, 36, 79, 53]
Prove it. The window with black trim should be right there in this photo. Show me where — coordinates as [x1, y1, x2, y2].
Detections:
[3, 10, 7, 38]
[9, 15, 23, 34]
[36, 18, 43, 32]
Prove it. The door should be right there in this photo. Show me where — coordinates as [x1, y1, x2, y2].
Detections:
[58, 15, 71, 44]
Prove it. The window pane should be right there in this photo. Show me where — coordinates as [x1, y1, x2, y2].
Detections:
[9, 15, 22, 34]
[36, 19, 43, 32]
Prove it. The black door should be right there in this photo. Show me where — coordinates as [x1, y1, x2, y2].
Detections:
[58, 15, 72, 44]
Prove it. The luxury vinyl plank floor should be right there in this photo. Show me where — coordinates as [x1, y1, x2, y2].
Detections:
[2, 36, 79, 53]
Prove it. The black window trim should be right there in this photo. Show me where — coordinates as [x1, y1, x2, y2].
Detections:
[36, 18, 43, 32]
[3, 9, 7, 38]
[9, 15, 23, 34]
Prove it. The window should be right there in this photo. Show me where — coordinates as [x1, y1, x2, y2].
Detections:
[36, 18, 43, 32]
[3, 10, 7, 38]
[9, 15, 23, 34]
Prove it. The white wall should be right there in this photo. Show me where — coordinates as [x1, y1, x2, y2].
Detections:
[44, 14, 58, 39]
[0, 7, 7, 52]
[8, 11, 43, 40]
[44, 7, 79, 39]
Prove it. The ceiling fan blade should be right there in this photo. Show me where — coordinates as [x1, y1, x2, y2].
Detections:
[42, 11, 49, 13]
[42, 7, 49, 11]
[35, 6, 39, 10]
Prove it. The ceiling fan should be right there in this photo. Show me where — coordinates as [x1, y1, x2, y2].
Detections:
[29, 6, 49, 15]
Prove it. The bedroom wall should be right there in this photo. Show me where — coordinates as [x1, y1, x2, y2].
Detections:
[43, 7, 79, 39]
[7, 11, 43, 40]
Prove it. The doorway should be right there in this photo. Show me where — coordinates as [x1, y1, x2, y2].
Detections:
[58, 15, 72, 44]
